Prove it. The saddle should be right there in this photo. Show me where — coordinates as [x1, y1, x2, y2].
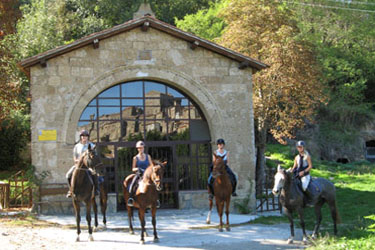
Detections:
[296, 178, 322, 206]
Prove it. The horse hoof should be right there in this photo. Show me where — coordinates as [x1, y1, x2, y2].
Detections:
[219, 228, 223, 232]
[93, 226, 98, 232]
[140, 240, 145, 245]
[226, 227, 231, 232]
[287, 238, 293, 244]
[129, 230, 134, 235]
[103, 224, 107, 230]
[206, 220, 210, 224]
[154, 238, 159, 243]
[311, 234, 317, 240]
[88, 235, 94, 241]
[303, 237, 308, 245]
[76, 236, 80, 242]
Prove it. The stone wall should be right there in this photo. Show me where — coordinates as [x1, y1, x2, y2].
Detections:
[29, 27, 256, 212]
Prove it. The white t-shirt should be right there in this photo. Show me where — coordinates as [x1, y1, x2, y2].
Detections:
[73, 142, 95, 160]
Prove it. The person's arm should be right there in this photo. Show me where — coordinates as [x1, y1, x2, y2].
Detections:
[148, 154, 154, 167]
[226, 151, 230, 165]
[304, 155, 313, 174]
[132, 156, 138, 172]
[73, 145, 79, 165]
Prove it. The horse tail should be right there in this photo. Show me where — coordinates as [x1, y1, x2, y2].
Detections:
[335, 201, 341, 224]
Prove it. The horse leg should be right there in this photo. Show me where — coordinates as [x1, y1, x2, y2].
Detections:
[206, 196, 213, 224]
[100, 186, 108, 229]
[327, 198, 340, 236]
[151, 206, 159, 242]
[216, 199, 224, 232]
[297, 208, 308, 244]
[312, 200, 325, 239]
[138, 208, 146, 244]
[225, 197, 231, 231]
[73, 200, 81, 242]
[92, 196, 98, 231]
[86, 200, 94, 241]
[283, 207, 294, 244]
[127, 206, 134, 234]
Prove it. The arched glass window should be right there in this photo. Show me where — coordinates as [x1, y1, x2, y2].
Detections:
[78, 80, 210, 143]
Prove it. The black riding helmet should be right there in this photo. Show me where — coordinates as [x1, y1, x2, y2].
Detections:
[80, 129, 89, 137]
[216, 138, 225, 145]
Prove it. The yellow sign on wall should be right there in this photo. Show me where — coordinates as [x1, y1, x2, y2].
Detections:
[38, 129, 57, 141]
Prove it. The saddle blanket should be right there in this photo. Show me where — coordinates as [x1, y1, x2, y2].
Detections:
[307, 178, 322, 197]
[138, 180, 146, 193]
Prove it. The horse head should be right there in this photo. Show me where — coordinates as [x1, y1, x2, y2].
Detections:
[212, 153, 226, 178]
[79, 144, 102, 170]
[272, 164, 288, 195]
[151, 161, 167, 191]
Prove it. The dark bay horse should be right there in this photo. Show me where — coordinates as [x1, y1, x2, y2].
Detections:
[92, 168, 108, 230]
[206, 153, 232, 232]
[272, 165, 340, 244]
[71, 144, 99, 241]
[123, 161, 166, 244]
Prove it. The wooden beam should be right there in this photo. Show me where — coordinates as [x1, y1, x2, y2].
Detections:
[93, 38, 100, 49]
[238, 61, 249, 70]
[40, 59, 47, 68]
[141, 21, 150, 32]
[190, 40, 200, 50]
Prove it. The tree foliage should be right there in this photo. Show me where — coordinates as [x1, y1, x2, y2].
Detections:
[175, 0, 227, 41]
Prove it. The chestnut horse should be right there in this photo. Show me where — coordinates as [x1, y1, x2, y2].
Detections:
[70, 144, 100, 241]
[123, 161, 166, 244]
[272, 165, 340, 244]
[206, 154, 232, 232]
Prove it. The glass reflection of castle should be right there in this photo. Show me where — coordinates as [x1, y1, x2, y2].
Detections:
[78, 91, 202, 142]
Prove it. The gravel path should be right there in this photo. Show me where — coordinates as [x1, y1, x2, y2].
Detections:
[1, 209, 308, 250]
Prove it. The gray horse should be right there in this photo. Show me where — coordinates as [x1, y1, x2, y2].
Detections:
[71, 144, 101, 242]
[272, 165, 340, 244]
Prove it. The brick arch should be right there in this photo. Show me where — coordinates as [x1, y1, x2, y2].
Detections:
[62, 65, 225, 144]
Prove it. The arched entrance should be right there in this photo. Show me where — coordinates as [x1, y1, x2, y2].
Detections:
[77, 80, 211, 209]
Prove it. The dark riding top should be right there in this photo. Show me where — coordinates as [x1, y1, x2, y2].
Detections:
[294, 152, 310, 178]
[136, 154, 150, 175]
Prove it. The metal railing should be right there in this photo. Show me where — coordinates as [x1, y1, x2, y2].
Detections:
[256, 167, 281, 213]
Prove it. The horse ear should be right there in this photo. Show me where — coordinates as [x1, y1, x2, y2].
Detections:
[162, 161, 167, 166]
[88, 143, 92, 150]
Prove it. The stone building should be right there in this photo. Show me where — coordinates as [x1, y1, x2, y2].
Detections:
[19, 14, 267, 213]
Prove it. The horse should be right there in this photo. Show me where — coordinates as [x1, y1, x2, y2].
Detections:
[92, 168, 108, 230]
[272, 165, 340, 244]
[122, 160, 166, 244]
[70, 144, 100, 241]
[206, 153, 232, 232]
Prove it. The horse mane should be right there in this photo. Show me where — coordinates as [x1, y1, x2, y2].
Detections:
[76, 150, 88, 169]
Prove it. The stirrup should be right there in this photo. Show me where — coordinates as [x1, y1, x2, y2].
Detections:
[232, 192, 238, 197]
[127, 198, 134, 207]
[208, 194, 214, 200]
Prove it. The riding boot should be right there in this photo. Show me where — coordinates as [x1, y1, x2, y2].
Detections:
[92, 174, 100, 196]
[232, 179, 238, 197]
[304, 188, 316, 207]
[208, 175, 215, 200]
[127, 190, 135, 207]
[66, 177, 72, 198]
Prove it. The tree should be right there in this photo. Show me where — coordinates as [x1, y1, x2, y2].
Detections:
[291, 0, 375, 149]
[175, 0, 228, 41]
[219, 0, 326, 194]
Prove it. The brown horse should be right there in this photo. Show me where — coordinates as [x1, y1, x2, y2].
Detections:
[92, 169, 108, 230]
[123, 160, 166, 244]
[71, 144, 100, 241]
[206, 153, 232, 232]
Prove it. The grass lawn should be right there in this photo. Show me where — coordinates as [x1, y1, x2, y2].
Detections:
[264, 143, 375, 249]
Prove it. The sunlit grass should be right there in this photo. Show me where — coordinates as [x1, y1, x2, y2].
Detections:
[264, 143, 375, 250]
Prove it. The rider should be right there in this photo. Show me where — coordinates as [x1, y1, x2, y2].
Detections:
[291, 140, 315, 205]
[207, 138, 238, 200]
[127, 141, 160, 208]
[66, 129, 99, 198]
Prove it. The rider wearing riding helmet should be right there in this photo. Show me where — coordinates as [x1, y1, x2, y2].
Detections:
[207, 138, 238, 199]
[291, 140, 315, 204]
[127, 140, 160, 208]
[66, 129, 99, 198]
